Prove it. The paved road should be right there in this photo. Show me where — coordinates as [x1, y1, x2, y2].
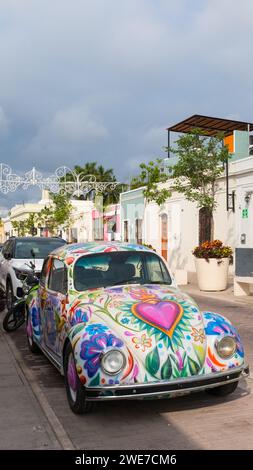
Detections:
[1, 293, 252, 450]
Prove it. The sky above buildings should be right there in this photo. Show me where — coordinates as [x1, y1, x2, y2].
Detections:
[0, 0, 253, 211]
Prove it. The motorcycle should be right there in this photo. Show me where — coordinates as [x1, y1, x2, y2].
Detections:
[2, 261, 39, 332]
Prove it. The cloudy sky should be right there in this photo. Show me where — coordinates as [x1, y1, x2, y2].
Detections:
[0, 0, 253, 211]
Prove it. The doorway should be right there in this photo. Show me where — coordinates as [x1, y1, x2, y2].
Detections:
[161, 213, 168, 261]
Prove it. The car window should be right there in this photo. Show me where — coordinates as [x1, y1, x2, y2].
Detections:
[74, 251, 172, 291]
[14, 238, 66, 259]
[40, 257, 51, 287]
[48, 258, 67, 294]
[145, 253, 171, 283]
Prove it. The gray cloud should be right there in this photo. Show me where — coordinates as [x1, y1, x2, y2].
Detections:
[0, 0, 253, 209]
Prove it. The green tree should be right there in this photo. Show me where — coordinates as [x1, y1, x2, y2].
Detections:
[130, 159, 171, 206]
[37, 205, 56, 234]
[132, 130, 230, 243]
[170, 129, 230, 242]
[37, 193, 73, 235]
[11, 220, 26, 236]
[11, 213, 38, 236]
[51, 192, 73, 229]
[71, 163, 116, 182]
[25, 213, 39, 235]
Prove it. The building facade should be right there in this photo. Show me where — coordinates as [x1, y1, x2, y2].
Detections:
[119, 128, 253, 286]
[63, 200, 94, 243]
[120, 188, 145, 245]
[92, 203, 120, 242]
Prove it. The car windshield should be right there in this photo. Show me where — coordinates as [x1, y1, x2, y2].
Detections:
[74, 251, 172, 291]
[14, 238, 66, 259]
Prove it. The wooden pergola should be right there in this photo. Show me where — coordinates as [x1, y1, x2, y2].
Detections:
[166, 114, 253, 211]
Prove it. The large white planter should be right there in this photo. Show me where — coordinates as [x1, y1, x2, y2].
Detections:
[195, 257, 229, 291]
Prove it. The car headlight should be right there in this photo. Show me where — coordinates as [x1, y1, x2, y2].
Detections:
[101, 350, 126, 376]
[216, 336, 237, 359]
[13, 268, 31, 280]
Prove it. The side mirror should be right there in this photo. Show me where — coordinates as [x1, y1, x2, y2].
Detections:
[4, 252, 11, 260]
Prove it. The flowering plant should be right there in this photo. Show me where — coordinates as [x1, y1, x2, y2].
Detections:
[192, 240, 233, 260]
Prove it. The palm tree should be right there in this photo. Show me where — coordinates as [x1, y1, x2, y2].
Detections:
[71, 163, 115, 182]
[63, 163, 121, 203]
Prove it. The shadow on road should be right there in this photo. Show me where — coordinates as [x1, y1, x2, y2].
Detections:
[7, 320, 250, 409]
[1, 299, 251, 450]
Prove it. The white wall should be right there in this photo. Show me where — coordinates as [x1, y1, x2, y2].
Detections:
[232, 156, 253, 248]
[142, 165, 251, 276]
[144, 195, 199, 273]
[62, 200, 94, 242]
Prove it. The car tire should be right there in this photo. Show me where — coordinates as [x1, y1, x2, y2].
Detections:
[206, 381, 238, 397]
[64, 342, 93, 415]
[6, 279, 15, 312]
[26, 309, 40, 353]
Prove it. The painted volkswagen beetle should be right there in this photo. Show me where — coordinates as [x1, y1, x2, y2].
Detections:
[26, 242, 249, 414]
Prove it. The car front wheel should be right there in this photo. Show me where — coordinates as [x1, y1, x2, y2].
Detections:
[64, 342, 93, 415]
[206, 381, 238, 397]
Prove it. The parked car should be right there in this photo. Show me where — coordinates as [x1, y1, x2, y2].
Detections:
[26, 242, 248, 414]
[0, 236, 67, 310]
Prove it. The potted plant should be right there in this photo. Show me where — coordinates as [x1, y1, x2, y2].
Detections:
[193, 240, 233, 291]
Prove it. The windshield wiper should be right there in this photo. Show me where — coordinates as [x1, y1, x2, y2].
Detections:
[109, 279, 143, 287]
[143, 281, 172, 285]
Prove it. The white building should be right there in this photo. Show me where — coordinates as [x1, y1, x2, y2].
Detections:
[2, 190, 51, 239]
[2, 190, 95, 243]
[120, 115, 253, 290]
[62, 200, 94, 243]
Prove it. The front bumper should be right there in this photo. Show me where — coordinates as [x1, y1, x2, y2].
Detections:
[86, 364, 249, 401]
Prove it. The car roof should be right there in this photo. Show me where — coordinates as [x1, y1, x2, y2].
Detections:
[51, 242, 154, 260]
[10, 237, 66, 242]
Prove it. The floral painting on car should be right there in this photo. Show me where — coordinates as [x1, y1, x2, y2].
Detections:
[26, 242, 248, 414]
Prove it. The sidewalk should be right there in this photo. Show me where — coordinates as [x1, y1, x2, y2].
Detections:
[180, 274, 253, 305]
[0, 323, 61, 450]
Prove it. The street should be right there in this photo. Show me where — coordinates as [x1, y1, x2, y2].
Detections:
[0, 291, 252, 450]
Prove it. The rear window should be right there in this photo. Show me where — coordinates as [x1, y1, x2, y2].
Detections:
[14, 239, 66, 259]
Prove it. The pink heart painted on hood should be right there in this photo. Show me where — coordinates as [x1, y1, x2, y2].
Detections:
[132, 301, 183, 334]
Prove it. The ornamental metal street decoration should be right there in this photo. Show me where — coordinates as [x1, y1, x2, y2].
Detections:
[0, 164, 120, 197]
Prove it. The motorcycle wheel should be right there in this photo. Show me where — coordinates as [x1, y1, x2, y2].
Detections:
[6, 280, 15, 312]
[2, 304, 25, 332]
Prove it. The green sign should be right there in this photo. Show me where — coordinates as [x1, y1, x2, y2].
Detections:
[242, 208, 248, 219]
